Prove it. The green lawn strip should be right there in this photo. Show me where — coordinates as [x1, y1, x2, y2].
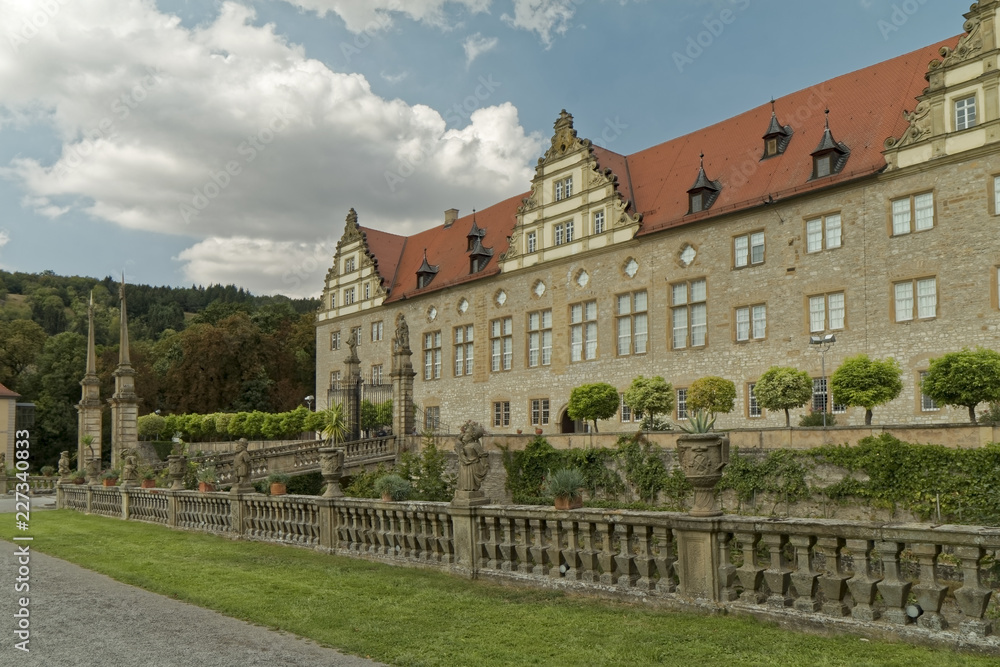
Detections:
[1, 511, 994, 667]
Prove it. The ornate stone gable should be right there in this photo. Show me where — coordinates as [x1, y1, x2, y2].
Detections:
[884, 1, 1000, 168]
[500, 111, 642, 268]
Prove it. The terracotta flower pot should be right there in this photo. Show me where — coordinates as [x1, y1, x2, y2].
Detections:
[381, 492, 393, 502]
[141, 479, 156, 489]
[102, 478, 117, 487]
[535, 428, 543, 435]
[554, 495, 583, 510]
[198, 482, 215, 493]
[270, 482, 287, 496]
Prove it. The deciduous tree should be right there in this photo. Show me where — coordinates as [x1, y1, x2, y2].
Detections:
[753, 366, 813, 427]
[687, 376, 736, 417]
[568, 382, 620, 433]
[830, 354, 903, 425]
[623, 375, 674, 430]
[922, 347, 1000, 424]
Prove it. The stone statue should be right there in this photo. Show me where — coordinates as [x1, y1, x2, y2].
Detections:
[58, 451, 71, 478]
[231, 438, 254, 493]
[0, 452, 5, 471]
[121, 453, 139, 487]
[393, 313, 410, 353]
[346, 330, 358, 358]
[455, 420, 489, 493]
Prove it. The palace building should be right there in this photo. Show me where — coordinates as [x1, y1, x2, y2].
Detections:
[316, 2, 1000, 434]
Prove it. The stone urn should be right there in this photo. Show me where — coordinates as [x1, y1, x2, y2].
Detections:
[676, 433, 730, 517]
[167, 454, 187, 490]
[318, 447, 345, 498]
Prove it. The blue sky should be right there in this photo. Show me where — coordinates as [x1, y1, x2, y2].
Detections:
[0, 0, 965, 297]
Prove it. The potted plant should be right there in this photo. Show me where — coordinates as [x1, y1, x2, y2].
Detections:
[101, 469, 120, 487]
[140, 467, 157, 489]
[373, 473, 411, 502]
[196, 466, 217, 492]
[268, 472, 290, 496]
[40, 465, 55, 478]
[675, 410, 730, 517]
[71, 469, 86, 484]
[544, 468, 586, 510]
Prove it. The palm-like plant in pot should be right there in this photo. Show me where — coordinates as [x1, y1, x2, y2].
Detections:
[373, 473, 411, 501]
[544, 468, 585, 510]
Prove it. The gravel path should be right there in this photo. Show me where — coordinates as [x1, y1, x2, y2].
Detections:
[0, 504, 387, 667]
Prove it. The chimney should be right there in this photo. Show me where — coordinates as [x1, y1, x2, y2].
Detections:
[444, 208, 459, 227]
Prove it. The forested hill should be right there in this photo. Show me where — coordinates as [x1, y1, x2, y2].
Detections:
[0, 269, 320, 465]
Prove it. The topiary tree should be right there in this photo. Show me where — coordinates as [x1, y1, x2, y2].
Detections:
[830, 354, 903, 425]
[568, 382, 620, 433]
[922, 347, 1000, 424]
[753, 366, 813, 427]
[687, 376, 736, 418]
[623, 375, 674, 430]
[137, 413, 165, 441]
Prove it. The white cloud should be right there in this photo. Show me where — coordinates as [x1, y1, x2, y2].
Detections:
[501, 0, 578, 47]
[0, 0, 542, 292]
[0, 229, 9, 248]
[463, 32, 499, 67]
[380, 70, 410, 84]
[284, 0, 491, 32]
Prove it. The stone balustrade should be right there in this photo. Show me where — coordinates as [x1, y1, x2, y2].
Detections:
[55, 484, 1000, 653]
[0, 474, 60, 494]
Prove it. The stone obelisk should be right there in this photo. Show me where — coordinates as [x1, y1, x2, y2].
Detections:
[76, 291, 103, 471]
[108, 276, 139, 469]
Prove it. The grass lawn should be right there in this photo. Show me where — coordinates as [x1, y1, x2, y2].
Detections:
[1, 511, 995, 667]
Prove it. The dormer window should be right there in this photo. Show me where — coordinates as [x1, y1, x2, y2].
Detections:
[466, 213, 486, 251]
[811, 110, 849, 180]
[687, 153, 721, 214]
[468, 236, 494, 274]
[416, 250, 439, 289]
[554, 176, 573, 201]
[761, 100, 793, 159]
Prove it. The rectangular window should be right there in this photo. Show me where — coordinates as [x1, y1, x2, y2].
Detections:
[351, 326, 362, 346]
[616, 291, 648, 355]
[329, 292, 336, 309]
[676, 388, 688, 420]
[371, 364, 383, 385]
[671, 279, 707, 348]
[891, 192, 934, 235]
[805, 213, 842, 253]
[493, 401, 511, 427]
[527, 310, 552, 367]
[956, 95, 976, 131]
[919, 371, 939, 412]
[363, 282, 371, 300]
[554, 224, 564, 246]
[554, 221, 574, 245]
[371, 321, 383, 342]
[423, 331, 441, 380]
[570, 301, 598, 361]
[530, 398, 550, 426]
[424, 406, 440, 430]
[994, 176, 1000, 216]
[454, 325, 474, 376]
[554, 176, 573, 201]
[813, 378, 846, 414]
[344, 287, 355, 305]
[690, 192, 704, 213]
[329, 370, 340, 388]
[330, 330, 341, 350]
[343, 256, 355, 272]
[748, 383, 762, 418]
[734, 232, 765, 267]
[593, 210, 605, 234]
[894, 277, 936, 321]
[527, 230, 537, 253]
[735, 304, 766, 341]
[490, 317, 512, 372]
[619, 393, 642, 423]
[808, 292, 845, 333]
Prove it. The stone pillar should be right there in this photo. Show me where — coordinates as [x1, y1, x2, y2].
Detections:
[390, 314, 416, 440]
[121, 487, 130, 521]
[230, 493, 246, 537]
[166, 490, 179, 527]
[673, 518, 721, 601]
[316, 497, 339, 552]
[344, 342, 361, 442]
[448, 504, 482, 578]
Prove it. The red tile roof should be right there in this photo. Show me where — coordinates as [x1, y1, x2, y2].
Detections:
[358, 227, 407, 292]
[632, 37, 959, 235]
[383, 192, 526, 303]
[0, 382, 20, 398]
[361, 36, 960, 297]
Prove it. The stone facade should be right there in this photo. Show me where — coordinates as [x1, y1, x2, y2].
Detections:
[317, 3, 1000, 434]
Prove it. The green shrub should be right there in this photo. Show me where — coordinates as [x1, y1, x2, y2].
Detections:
[374, 474, 411, 501]
[542, 468, 585, 499]
[798, 412, 837, 427]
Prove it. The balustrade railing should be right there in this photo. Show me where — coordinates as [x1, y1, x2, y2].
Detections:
[53, 484, 1000, 652]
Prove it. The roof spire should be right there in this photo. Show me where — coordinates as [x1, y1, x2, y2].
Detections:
[85, 290, 97, 375]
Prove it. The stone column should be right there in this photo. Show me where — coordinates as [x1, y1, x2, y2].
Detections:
[316, 497, 339, 552]
[448, 504, 482, 578]
[344, 343, 361, 442]
[390, 314, 416, 441]
[673, 517, 721, 601]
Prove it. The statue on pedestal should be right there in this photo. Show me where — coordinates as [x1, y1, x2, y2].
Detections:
[120, 452, 139, 487]
[453, 421, 489, 506]
[231, 438, 254, 493]
[58, 451, 72, 479]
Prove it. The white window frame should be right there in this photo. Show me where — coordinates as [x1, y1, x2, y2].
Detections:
[423, 331, 441, 380]
[554, 176, 573, 202]
[919, 371, 939, 412]
[671, 279, 707, 349]
[735, 304, 766, 342]
[734, 232, 765, 267]
[344, 287, 355, 305]
[676, 388, 688, 420]
[891, 192, 934, 236]
[528, 310, 552, 367]
[490, 317, 512, 372]
[955, 95, 977, 131]
[805, 213, 842, 253]
[808, 292, 845, 333]
[527, 230, 537, 253]
[616, 291, 648, 356]
[371, 364, 383, 385]
[371, 321, 383, 342]
[343, 256, 355, 273]
[330, 331, 341, 350]
[748, 383, 762, 418]
[894, 277, 937, 322]
[593, 210, 605, 234]
[493, 401, 510, 427]
[530, 398, 550, 426]
[812, 377, 846, 414]
[570, 301, 598, 361]
[454, 325, 473, 377]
